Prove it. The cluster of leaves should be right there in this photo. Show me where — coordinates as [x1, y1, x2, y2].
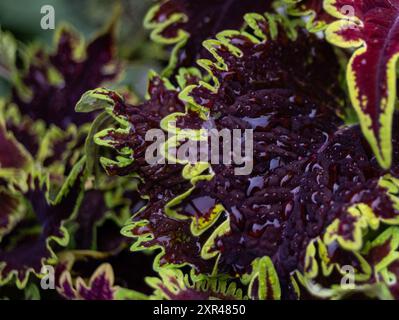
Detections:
[1, 0, 399, 300]
[0, 14, 153, 299]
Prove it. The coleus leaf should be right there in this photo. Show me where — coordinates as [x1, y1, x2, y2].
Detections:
[88, 74, 215, 272]
[241, 256, 281, 300]
[68, 176, 139, 252]
[163, 13, 343, 276]
[92, 12, 394, 299]
[158, 14, 399, 297]
[0, 27, 18, 83]
[121, 194, 213, 272]
[2, 103, 44, 159]
[81, 111, 114, 179]
[90, 9, 399, 299]
[0, 158, 85, 289]
[325, 0, 399, 169]
[1, 22, 119, 195]
[324, 171, 399, 252]
[182, 13, 345, 112]
[0, 118, 32, 174]
[380, 257, 399, 299]
[58, 263, 119, 300]
[292, 268, 392, 300]
[11, 23, 118, 130]
[56, 251, 151, 300]
[296, 227, 399, 300]
[91, 74, 185, 177]
[144, 0, 273, 75]
[1, 103, 86, 197]
[37, 125, 83, 189]
[363, 227, 399, 274]
[302, 238, 371, 285]
[70, 189, 120, 252]
[3, 101, 84, 195]
[0, 27, 30, 99]
[0, 187, 24, 242]
[146, 267, 245, 300]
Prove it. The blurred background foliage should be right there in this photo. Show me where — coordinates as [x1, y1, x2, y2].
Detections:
[0, 0, 167, 98]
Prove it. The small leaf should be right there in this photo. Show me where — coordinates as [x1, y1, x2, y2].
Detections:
[244, 256, 281, 300]
[84, 111, 114, 178]
[75, 88, 119, 113]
